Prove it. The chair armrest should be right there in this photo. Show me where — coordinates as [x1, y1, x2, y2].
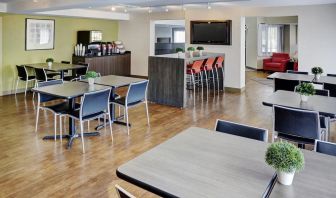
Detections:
[263, 58, 272, 64]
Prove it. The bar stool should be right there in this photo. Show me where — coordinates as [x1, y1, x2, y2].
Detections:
[186, 60, 204, 103]
[203, 58, 216, 91]
[215, 56, 225, 91]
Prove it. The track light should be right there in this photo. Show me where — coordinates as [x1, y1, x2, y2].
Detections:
[165, 7, 169, 12]
[207, 2, 211, 10]
[111, 7, 116, 11]
[148, 7, 152, 13]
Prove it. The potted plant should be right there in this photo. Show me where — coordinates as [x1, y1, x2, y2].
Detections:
[176, 48, 184, 58]
[196, 46, 204, 56]
[311, 67, 323, 80]
[85, 71, 98, 85]
[187, 47, 195, 58]
[295, 82, 315, 102]
[46, 58, 54, 67]
[265, 142, 304, 186]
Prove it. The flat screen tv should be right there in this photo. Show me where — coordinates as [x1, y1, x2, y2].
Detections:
[191, 20, 232, 45]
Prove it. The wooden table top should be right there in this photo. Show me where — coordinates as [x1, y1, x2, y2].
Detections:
[262, 90, 336, 117]
[25, 63, 86, 71]
[270, 149, 336, 198]
[117, 127, 275, 198]
[81, 75, 146, 88]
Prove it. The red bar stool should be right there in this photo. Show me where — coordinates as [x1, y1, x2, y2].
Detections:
[203, 57, 216, 91]
[215, 56, 225, 91]
[186, 60, 204, 102]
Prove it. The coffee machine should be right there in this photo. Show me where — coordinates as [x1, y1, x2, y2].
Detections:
[88, 42, 101, 56]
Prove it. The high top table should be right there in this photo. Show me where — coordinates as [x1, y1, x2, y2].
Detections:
[117, 127, 276, 198]
[26, 62, 87, 79]
[33, 81, 110, 148]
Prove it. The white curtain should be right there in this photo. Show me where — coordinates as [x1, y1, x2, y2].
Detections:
[258, 24, 284, 56]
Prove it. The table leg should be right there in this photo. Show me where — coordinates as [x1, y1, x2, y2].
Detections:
[60, 71, 64, 80]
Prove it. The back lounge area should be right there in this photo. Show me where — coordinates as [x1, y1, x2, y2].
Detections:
[0, 0, 336, 197]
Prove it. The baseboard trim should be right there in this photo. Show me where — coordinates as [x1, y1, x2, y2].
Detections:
[224, 86, 245, 93]
[0, 88, 26, 96]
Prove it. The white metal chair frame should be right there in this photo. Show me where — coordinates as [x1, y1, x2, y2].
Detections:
[15, 65, 35, 97]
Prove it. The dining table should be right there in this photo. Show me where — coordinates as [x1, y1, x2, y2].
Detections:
[267, 72, 336, 85]
[26, 62, 87, 79]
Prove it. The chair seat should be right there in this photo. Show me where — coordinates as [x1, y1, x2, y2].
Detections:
[67, 109, 106, 121]
[111, 97, 143, 107]
[44, 102, 80, 114]
[19, 76, 35, 81]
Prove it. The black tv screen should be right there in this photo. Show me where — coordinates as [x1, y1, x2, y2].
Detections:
[191, 21, 232, 45]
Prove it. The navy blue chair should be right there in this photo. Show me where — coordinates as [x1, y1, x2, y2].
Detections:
[286, 70, 309, 75]
[15, 65, 36, 96]
[327, 74, 336, 77]
[215, 119, 268, 142]
[63, 63, 89, 81]
[323, 83, 336, 97]
[35, 80, 74, 140]
[62, 88, 112, 153]
[315, 140, 336, 157]
[274, 78, 300, 92]
[111, 80, 149, 135]
[273, 105, 326, 148]
[115, 185, 136, 198]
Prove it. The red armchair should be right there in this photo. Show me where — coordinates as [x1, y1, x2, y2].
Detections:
[263, 53, 290, 72]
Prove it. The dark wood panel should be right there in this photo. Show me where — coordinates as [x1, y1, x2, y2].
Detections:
[148, 56, 185, 108]
[72, 52, 131, 76]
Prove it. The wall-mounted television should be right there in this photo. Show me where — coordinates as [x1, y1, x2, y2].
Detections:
[190, 20, 232, 45]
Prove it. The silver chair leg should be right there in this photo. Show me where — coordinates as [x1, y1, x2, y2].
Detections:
[87, 121, 90, 131]
[15, 78, 19, 95]
[80, 121, 85, 153]
[59, 115, 63, 142]
[54, 114, 57, 141]
[35, 105, 40, 133]
[107, 112, 113, 140]
[211, 69, 216, 91]
[25, 80, 28, 97]
[125, 107, 130, 135]
[215, 67, 220, 93]
[191, 72, 196, 105]
[222, 67, 225, 91]
[145, 101, 150, 126]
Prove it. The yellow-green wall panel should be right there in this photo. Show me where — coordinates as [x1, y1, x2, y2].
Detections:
[1, 14, 119, 94]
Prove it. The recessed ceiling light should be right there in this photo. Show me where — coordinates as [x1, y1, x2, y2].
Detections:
[148, 8, 152, 13]
[88, 6, 92, 9]
[124, 8, 128, 13]
[183, 6, 187, 11]
[165, 8, 169, 12]
[111, 7, 116, 11]
[33, 0, 38, 2]
[207, 2, 212, 9]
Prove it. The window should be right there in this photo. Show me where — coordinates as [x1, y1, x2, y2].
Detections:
[173, 29, 185, 43]
[258, 24, 284, 56]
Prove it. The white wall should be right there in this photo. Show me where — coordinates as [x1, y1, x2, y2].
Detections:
[246, 17, 258, 69]
[0, 17, 2, 94]
[155, 26, 173, 42]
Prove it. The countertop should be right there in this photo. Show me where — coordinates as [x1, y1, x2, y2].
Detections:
[151, 52, 224, 61]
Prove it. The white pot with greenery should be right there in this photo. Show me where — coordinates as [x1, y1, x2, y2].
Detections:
[85, 71, 98, 85]
[187, 47, 195, 58]
[311, 66, 323, 80]
[176, 48, 184, 58]
[265, 142, 304, 186]
[295, 82, 315, 102]
[197, 46, 204, 56]
[46, 58, 54, 68]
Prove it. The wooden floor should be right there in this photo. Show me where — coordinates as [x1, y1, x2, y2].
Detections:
[0, 71, 334, 197]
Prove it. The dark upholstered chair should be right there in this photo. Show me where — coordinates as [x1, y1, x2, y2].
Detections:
[286, 70, 308, 75]
[327, 74, 336, 77]
[323, 83, 336, 97]
[215, 119, 268, 142]
[274, 78, 300, 92]
[315, 140, 336, 157]
[15, 65, 36, 96]
[115, 184, 136, 198]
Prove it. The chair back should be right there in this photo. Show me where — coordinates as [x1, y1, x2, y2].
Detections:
[327, 74, 336, 77]
[76, 63, 89, 76]
[37, 80, 63, 103]
[323, 83, 336, 97]
[286, 70, 309, 75]
[16, 65, 28, 79]
[35, 68, 48, 81]
[215, 119, 268, 142]
[215, 56, 224, 68]
[295, 86, 329, 97]
[191, 60, 204, 73]
[115, 185, 136, 198]
[315, 140, 336, 157]
[61, 61, 70, 64]
[126, 80, 149, 106]
[273, 105, 320, 140]
[204, 57, 215, 71]
[80, 88, 111, 118]
[274, 78, 300, 92]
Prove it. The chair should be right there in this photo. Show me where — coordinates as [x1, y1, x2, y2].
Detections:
[323, 83, 336, 97]
[203, 57, 216, 91]
[286, 70, 309, 75]
[263, 53, 290, 72]
[35, 80, 75, 140]
[15, 65, 36, 96]
[35, 68, 55, 83]
[274, 78, 300, 92]
[63, 62, 89, 81]
[115, 185, 136, 198]
[214, 56, 225, 91]
[294, 86, 330, 97]
[327, 74, 336, 77]
[215, 119, 268, 142]
[315, 140, 336, 157]
[111, 80, 149, 135]
[186, 60, 204, 103]
[61, 88, 112, 153]
[273, 105, 327, 148]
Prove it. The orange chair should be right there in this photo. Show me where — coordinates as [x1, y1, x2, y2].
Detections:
[215, 56, 225, 91]
[203, 57, 216, 91]
[186, 60, 205, 104]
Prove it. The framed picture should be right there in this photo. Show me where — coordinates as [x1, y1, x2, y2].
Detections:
[25, 18, 55, 50]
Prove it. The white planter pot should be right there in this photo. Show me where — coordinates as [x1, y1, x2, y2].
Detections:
[187, 51, 193, 58]
[199, 50, 203, 56]
[277, 171, 295, 185]
[88, 78, 95, 85]
[315, 74, 321, 80]
[301, 95, 309, 102]
[47, 62, 52, 67]
[177, 52, 183, 58]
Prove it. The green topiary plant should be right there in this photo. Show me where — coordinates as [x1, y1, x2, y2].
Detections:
[311, 67, 323, 75]
[187, 47, 195, 51]
[196, 46, 204, 51]
[46, 58, 54, 63]
[265, 142, 304, 173]
[176, 48, 184, 53]
[85, 71, 98, 79]
[295, 82, 315, 96]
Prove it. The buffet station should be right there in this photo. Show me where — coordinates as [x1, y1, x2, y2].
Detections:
[72, 30, 131, 76]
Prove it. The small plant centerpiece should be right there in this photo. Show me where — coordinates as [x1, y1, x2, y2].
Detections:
[46, 58, 54, 67]
[187, 47, 195, 58]
[295, 82, 315, 102]
[196, 46, 204, 56]
[265, 142, 304, 185]
[85, 71, 98, 85]
[176, 48, 184, 58]
[311, 66, 323, 80]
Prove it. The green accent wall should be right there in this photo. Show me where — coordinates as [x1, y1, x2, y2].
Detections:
[1, 14, 119, 94]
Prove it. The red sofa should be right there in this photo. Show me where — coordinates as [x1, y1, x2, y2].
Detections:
[263, 53, 290, 72]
